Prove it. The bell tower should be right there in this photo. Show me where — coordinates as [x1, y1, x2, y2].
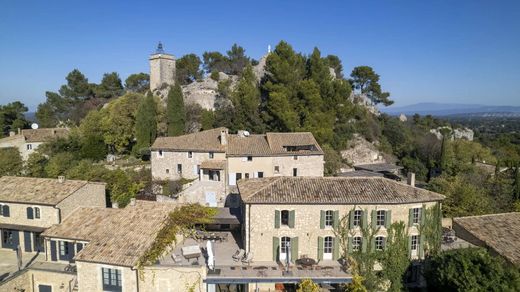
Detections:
[149, 42, 176, 92]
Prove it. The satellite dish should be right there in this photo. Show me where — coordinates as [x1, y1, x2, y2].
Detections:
[31, 123, 39, 129]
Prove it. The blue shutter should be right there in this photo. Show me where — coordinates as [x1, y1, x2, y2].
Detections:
[50, 240, 57, 261]
[24, 231, 32, 252]
[27, 207, 34, 220]
[76, 243, 84, 253]
[68, 242, 75, 262]
[3, 205, 9, 217]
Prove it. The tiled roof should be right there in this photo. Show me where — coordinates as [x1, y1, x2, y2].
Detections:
[354, 163, 403, 173]
[152, 128, 323, 157]
[453, 213, 520, 266]
[200, 160, 226, 169]
[151, 127, 227, 152]
[42, 201, 177, 267]
[21, 128, 69, 143]
[0, 176, 91, 205]
[238, 176, 445, 204]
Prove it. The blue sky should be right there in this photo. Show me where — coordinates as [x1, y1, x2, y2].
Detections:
[1, 0, 519, 110]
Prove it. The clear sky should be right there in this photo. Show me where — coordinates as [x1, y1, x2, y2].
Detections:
[1, 0, 519, 110]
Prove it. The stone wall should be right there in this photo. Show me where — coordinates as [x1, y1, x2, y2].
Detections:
[245, 201, 438, 262]
[76, 261, 138, 292]
[31, 268, 76, 292]
[56, 182, 106, 220]
[0, 269, 30, 291]
[0, 202, 59, 229]
[150, 53, 176, 93]
[151, 150, 226, 181]
[140, 266, 207, 292]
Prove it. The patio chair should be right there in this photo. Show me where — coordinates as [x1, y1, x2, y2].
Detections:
[171, 254, 182, 263]
[242, 251, 254, 264]
[232, 249, 245, 261]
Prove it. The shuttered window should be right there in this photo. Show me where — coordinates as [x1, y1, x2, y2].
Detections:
[27, 207, 34, 220]
[352, 237, 362, 251]
[353, 210, 362, 227]
[34, 207, 41, 219]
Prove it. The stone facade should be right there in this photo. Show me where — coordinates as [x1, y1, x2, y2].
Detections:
[150, 52, 176, 93]
[77, 261, 138, 291]
[151, 150, 226, 181]
[0, 134, 42, 161]
[55, 182, 106, 219]
[244, 201, 438, 262]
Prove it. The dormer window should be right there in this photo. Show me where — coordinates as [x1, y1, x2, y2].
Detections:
[26, 144, 32, 150]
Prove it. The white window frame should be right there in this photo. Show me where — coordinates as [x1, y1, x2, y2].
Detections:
[26, 144, 32, 150]
[280, 236, 291, 261]
[353, 210, 362, 227]
[412, 208, 421, 224]
[324, 210, 333, 227]
[352, 237, 362, 251]
[376, 210, 386, 227]
[34, 206, 41, 219]
[411, 235, 419, 251]
[323, 236, 333, 260]
[375, 236, 385, 251]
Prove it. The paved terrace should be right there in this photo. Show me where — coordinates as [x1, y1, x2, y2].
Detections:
[157, 231, 351, 284]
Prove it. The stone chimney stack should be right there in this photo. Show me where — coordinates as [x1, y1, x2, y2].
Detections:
[129, 198, 136, 206]
[58, 176, 66, 183]
[407, 172, 416, 187]
[9, 131, 15, 137]
[220, 129, 228, 145]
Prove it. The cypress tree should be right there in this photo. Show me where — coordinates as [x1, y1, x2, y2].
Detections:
[167, 84, 185, 136]
[514, 167, 520, 201]
[231, 65, 264, 133]
[134, 92, 157, 155]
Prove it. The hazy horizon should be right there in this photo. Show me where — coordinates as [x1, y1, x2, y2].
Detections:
[1, 0, 520, 110]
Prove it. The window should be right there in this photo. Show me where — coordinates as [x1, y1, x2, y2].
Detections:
[281, 236, 291, 254]
[209, 152, 214, 159]
[158, 150, 163, 157]
[166, 169, 170, 174]
[375, 236, 385, 251]
[209, 170, 220, 181]
[0, 204, 9, 217]
[102, 267, 122, 292]
[325, 210, 333, 227]
[274, 166, 280, 173]
[27, 207, 34, 220]
[59, 241, 69, 257]
[324, 236, 333, 254]
[177, 164, 182, 174]
[258, 172, 264, 178]
[411, 235, 419, 251]
[353, 210, 362, 227]
[236, 173, 242, 181]
[188, 151, 193, 158]
[245, 173, 250, 179]
[412, 208, 421, 224]
[293, 168, 298, 177]
[34, 207, 40, 219]
[376, 210, 386, 227]
[352, 237, 362, 251]
[247, 156, 253, 161]
[293, 155, 298, 160]
[281, 210, 289, 226]
[26, 144, 32, 150]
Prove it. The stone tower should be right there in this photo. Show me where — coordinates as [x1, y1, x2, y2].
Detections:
[149, 42, 176, 92]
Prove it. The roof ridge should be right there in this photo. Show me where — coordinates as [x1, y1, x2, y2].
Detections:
[454, 212, 520, 220]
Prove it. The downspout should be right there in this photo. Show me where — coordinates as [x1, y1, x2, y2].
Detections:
[135, 268, 140, 292]
[247, 204, 251, 252]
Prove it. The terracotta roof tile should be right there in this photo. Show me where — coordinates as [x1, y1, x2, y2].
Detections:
[21, 128, 69, 143]
[200, 160, 226, 169]
[453, 212, 520, 266]
[238, 177, 445, 204]
[0, 176, 91, 205]
[151, 127, 227, 152]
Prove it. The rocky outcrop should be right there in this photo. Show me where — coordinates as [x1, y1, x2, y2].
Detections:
[340, 134, 386, 166]
[430, 126, 474, 141]
[253, 54, 268, 82]
[348, 93, 380, 116]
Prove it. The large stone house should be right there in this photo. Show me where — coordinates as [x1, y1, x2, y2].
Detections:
[0, 128, 69, 160]
[0, 176, 106, 253]
[151, 127, 324, 207]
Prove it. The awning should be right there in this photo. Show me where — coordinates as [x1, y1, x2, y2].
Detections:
[201, 160, 226, 170]
[0, 223, 46, 233]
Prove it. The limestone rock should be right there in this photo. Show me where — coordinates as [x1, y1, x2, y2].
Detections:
[348, 92, 381, 116]
[253, 55, 268, 82]
[399, 113, 407, 122]
[430, 126, 474, 141]
[340, 134, 386, 166]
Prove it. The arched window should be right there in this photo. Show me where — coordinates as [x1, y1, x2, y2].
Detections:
[27, 207, 34, 219]
[0, 204, 9, 217]
[34, 207, 41, 219]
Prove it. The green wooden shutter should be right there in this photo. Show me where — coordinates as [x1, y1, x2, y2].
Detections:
[348, 237, 353, 253]
[371, 237, 376, 252]
[320, 210, 325, 229]
[273, 237, 280, 261]
[291, 237, 299, 262]
[274, 210, 280, 228]
[362, 210, 368, 229]
[408, 208, 414, 227]
[348, 210, 354, 229]
[289, 210, 295, 228]
[419, 234, 425, 259]
[333, 211, 339, 229]
[333, 237, 340, 260]
[371, 210, 377, 230]
[317, 237, 324, 260]
[421, 204, 427, 224]
[385, 210, 392, 229]
[362, 236, 368, 253]
[408, 236, 413, 258]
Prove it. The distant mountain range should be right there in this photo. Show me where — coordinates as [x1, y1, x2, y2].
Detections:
[381, 103, 520, 117]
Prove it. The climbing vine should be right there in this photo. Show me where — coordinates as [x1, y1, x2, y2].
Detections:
[136, 204, 217, 279]
[419, 202, 442, 256]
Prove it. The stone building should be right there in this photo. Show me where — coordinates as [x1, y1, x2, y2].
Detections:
[0, 128, 69, 160]
[149, 42, 176, 94]
[0, 176, 106, 253]
[150, 127, 324, 207]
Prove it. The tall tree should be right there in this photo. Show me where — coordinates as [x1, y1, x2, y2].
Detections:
[176, 54, 203, 85]
[134, 92, 157, 155]
[513, 167, 520, 201]
[0, 101, 29, 136]
[350, 66, 393, 106]
[166, 84, 185, 136]
[94, 72, 124, 99]
[0, 148, 23, 176]
[58, 69, 93, 99]
[202, 51, 229, 73]
[230, 65, 264, 132]
[125, 73, 150, 93]
[326, 54, 344, 79]
[227, 44, 250, 75]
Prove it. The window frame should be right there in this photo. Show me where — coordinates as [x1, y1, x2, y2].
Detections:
[158, 150, 163, 158]
[280, 210, 290, 226]
[247, 156, 253, 161]
[34, 207, 41, 219]
[257, 171, 264, 178]
[280, 236, 291, 254]
[324, 210, 334, 227]
[411, 235, 419, 251]
[352, 236, 362, 251]
[188, 151, 193, 158]
[26, 144, 32, 150]
[412, 208, 421, 224]
[324, 236, 333, 254]
[375, 236, 385, 251]
[292, 168, 298, 177]
[177, 164, 182, 174]
[353, 210, 362, 227]
[209, 152, 214, 159]
[376, 210, 386, 227]
[102, 267, 122, 292]
[59, 241, 69, 257]
[274, 166, 280, 173]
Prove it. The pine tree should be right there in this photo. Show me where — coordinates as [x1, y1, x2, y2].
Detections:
[134, 92, 157, 155]
[439, 132, 453, 175]
[166, 84, 185, 136]
[513, 167, 520, 201]
[231, 65, 264, 133]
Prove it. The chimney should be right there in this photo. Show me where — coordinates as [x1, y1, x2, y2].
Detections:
[57, 176, 66, 183]
[9, 131, 15, 137]
[17, 128, 21, 135]
[112, 202, 119, 209]
[220, 129, 228, 145]
[407, 172, 416, 187]
[129, 198, 136, 206]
